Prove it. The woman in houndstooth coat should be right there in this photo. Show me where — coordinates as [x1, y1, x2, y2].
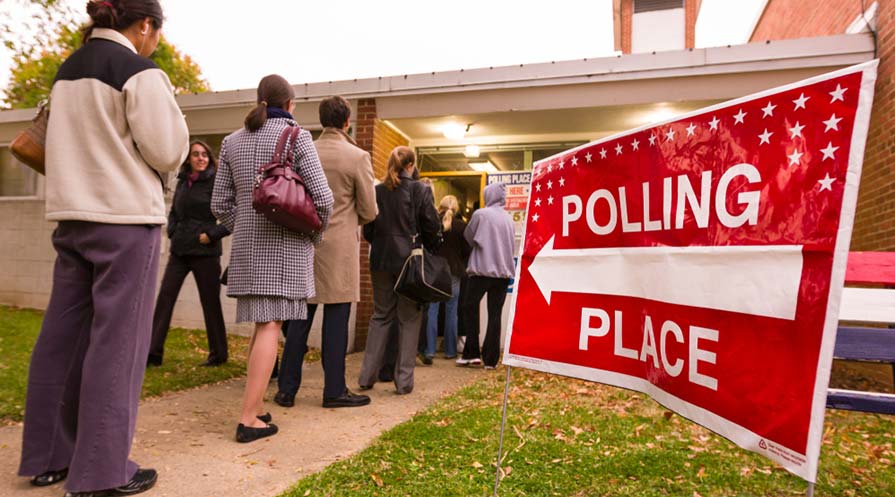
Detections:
[212, 75, 333, 443]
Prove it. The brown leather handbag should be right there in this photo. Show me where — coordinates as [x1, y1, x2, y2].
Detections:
[10, 100, 49, 175]
[252, 125, 322, 235]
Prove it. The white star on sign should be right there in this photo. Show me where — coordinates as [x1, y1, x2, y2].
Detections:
[558, 160, 565, 170]
[600, 148, 607, 159]
[547, 180, 553, 189]
[649, 134, 657, 146]
[585, 152, 592, 163]
[830, 84, 847, 103]
[534, 197, 542, 207]
[733, 109, 747, 124]
[546, 164, 552, 173]
[823, 114, 843, 132]
[761, 101, 777, 118]
[532, 213, 540, 222]
[632, 139, 640, 151]
[571, 156, 578, 166]
[787, 149, 804, 167]
[615, 144, 623, 155]
[709, 116, 720, 130]
[666, 129, 676, 141]
[686, 123, 696, 136]
[535, 183, 542, 192]
[789, 122, 805, 139]
[820, 142, 839, 161]
[793, 93, 810, 110]
[759, 128, 773, 145]
[818, 173, 835, 192]
[559, 177, 566, 187]
[547, 195, 554, 205]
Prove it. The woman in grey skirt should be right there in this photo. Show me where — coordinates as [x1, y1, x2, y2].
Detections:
[212, 74, 333, 442]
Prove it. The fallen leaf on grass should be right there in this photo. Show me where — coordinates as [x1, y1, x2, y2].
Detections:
[696, 466, 706, 479]
[370, 473, 384, 487]
[303, 491, 310, 496]
[472, 461, 484, 468]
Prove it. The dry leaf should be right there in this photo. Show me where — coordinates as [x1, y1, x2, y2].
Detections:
[370, 473, 384, 487]
[303, 490, 310, 497]
[472, 461, 484, 468]
[696, 466, 706, 478]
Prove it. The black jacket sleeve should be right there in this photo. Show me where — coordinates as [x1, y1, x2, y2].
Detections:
[417, 184, 443, 252]
[166, 200, 178, 239]
[207, 223, 231, 242]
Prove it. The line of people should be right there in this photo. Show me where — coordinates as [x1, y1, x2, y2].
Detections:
[16, 0, 515, 495]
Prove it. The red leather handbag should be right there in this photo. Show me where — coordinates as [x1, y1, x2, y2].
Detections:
[252, 125, 322, 235]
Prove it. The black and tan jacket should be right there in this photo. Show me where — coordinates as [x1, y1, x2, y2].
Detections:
[45, 28, 189, 224]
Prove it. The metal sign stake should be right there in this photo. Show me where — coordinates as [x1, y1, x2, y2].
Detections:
[493, 366, 513, 497]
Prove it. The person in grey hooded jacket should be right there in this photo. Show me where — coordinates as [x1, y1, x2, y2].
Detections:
[457, 182, 516, 369]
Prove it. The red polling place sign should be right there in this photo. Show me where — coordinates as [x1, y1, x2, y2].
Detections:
[504, 61, 878, 482]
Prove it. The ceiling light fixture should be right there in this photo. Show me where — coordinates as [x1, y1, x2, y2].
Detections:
[464, 145, 481, 158]
[443, 122, 472, 140]
[469, 161, 498, 173]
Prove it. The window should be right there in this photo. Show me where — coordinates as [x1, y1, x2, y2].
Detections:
[0, 147, 40, 197]
[634, 0, 684, 13]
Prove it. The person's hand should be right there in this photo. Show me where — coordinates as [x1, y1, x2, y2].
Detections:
[199, 233, 211, 244]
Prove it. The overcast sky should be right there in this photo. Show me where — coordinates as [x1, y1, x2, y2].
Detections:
[0, 0, 766, 93]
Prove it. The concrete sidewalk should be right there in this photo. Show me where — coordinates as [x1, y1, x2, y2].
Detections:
[0, 353, 483, 497]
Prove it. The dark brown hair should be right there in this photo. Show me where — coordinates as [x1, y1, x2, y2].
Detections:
[245, 74, 296, 132]
[384, 146, 415, 191]
[319, 96, 351, 129]
[82, 0, 164, 43]
[180, 140, 218, 175]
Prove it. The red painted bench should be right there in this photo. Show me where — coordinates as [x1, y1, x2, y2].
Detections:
[826, 251, 895, 414]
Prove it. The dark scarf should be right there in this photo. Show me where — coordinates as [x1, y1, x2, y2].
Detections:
[266, 107, 294, 120]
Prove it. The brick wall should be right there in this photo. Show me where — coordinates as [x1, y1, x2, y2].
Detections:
[751, 0, 893, 250]
[620, 0, 633, 54]
[750, 0, 861, 42]
[686, 0, 701, 49]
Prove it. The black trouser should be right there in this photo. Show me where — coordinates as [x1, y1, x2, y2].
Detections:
[279, 303, 351, 399]
[149, 254, 228, 364]
[461, 276, 510, 367]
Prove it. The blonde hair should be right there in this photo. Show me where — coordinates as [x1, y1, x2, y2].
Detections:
[439, 195, 460, 232]
[383, 146, 416, 190]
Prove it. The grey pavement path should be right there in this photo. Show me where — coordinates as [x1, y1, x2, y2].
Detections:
[0, 352, 484, 497]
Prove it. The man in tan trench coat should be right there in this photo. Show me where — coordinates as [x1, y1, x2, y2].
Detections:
[275, 96, 378, 408]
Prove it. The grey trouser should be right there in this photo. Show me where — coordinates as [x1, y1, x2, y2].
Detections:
[18, 221, 160, 493]
[358, 271, 423, 394]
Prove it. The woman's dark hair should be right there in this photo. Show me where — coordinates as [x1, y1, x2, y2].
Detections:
[82, 0, 164, 43]
[384, 146, 415, 191]
[179, 140, 218, 175]
[245, 74, 296, 132]
[319, 96, 351, 129]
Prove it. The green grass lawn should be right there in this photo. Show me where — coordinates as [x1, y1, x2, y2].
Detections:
[0, 305, 252, 422]
[282, 368, 895, 497]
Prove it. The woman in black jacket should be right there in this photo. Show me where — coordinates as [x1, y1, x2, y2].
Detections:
[148, 140, 231, 367]
[358, 146, 442, 394]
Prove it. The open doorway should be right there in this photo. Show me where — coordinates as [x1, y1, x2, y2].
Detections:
[419, 171, 485, 221]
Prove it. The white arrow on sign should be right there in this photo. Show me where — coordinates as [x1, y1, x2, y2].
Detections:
[528, 236, 804, 320]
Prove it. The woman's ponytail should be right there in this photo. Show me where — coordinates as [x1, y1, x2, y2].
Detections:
[244, 101, 268, 132]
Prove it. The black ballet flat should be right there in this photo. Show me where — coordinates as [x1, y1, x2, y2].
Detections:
[30, 467, 68, 487]
[235, 423, 278, 443]
[257, 412, 272, 423]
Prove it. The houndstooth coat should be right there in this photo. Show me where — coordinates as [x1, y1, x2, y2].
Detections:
[212, 117, 334, 301]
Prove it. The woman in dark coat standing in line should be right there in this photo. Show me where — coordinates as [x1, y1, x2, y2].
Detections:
[358, 147, 442, 394]
[148, 140, 231, 367]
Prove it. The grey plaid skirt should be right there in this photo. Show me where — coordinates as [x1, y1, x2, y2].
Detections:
[235, 295, 307, 323]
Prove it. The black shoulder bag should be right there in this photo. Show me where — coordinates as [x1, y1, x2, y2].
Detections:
[394, 182, 453, 303]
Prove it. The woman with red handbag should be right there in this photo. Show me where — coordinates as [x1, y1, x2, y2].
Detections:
[212, 74, 333, 443]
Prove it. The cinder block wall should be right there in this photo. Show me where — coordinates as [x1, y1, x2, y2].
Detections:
[0, 199, 341, 349]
